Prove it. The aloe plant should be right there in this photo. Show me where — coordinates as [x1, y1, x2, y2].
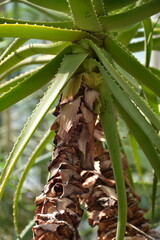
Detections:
[0, 0, 160, 239]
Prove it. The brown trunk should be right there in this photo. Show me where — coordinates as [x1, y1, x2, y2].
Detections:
[32, 85, 99, 240]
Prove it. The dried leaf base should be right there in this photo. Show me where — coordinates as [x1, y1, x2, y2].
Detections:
[82, 151, 160, 240]
[32, 85, 99, 240]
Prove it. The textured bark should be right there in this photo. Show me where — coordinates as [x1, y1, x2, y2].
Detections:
[32, 85, 99, 240]
[82, 150, 160, 240]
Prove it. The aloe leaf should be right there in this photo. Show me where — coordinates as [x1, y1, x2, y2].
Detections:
[100, 0, 160, 31]
[0, 38, 27, 62]
[14, 152, 52, 175]
[0, 67, 40, 94]
[115, 100, 160, 180]
[129, 134, 145, 181]
[98, 68, 127, 240]
[104, 34, 160, 96]
[15, 220, 34, 240]
[0, 17, 74, 29]
[0, 55, 53, 81]
[151, 67, 160, 79]
[15, 0, 71, 21]
[142, 18, 159, 113]
[134, 27, 160, 38]
[117, 23, 140, 46]
[21, 0, 70, 13]
[143, 18, 153, 68]
[91, 0, 105, 16]
[0, 42, 70, 78]
[128, 37, 160, 52]
[143, 20, 159, 223]
[96, 61, 160, 152]
[0, 52, 88, 199]
[103, 0, 137, 12]
[0, 24, 90, 42]
[89, 41, 160, 131]
[129, 134, 150, 199]
[0, 47, 72, 111]
[13, 129, 55, 236]
[151, 173, 158, 224]
[68, 0, 102, 32]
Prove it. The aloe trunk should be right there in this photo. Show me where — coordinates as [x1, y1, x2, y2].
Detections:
[32, 85, 99, 239]
[0, 1, 160, 240]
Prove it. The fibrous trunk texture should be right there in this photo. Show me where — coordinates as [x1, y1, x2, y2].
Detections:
[32, 85, 99, 240]
[82, 150, 160, 240]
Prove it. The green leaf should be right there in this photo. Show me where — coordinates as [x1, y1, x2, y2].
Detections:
[0, 42, 70, 79]
[0, 46, 72, 111]
[117, 23, 140, 46]
[91, 0, 105, 16]
[0, 52, 88, 199]
[14, 0, 71, 21]
[115, 100, 160, 180]
[151, 173, 158, 224]
[103, 0, 137, 12]
[0, 55, 53, 81]
[0, 38, 27, 62]
[0, 17, 74, 29]
[13, 129, 55, 236]
[104, 34, 160, 96]
[95, 59, 160, 152]
[128, 37, 160, 52]
[0, 67, 40, 94]
[89, 41, 160, 131]
[98, 65, 127, 240]
[0, 24, 90, 42]
[15, 220, 34, 240]
[129, 134, 150, 199]
[142, 18, 159, 114]
[68, 0, 102, 32]
[23, 0, 70, 13]
[100, 0, 160, 31]
[151, 67, 160, 79]
[143, 18, 153, 68]
[134, 27, 160, 38]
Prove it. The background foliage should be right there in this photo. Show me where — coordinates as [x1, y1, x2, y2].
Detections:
[0, 0, 160, 239]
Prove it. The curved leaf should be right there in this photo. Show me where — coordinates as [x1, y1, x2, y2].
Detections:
[0, 67, 40, 94]
[97, 61, 160, 153]
[0, 46, 72, 111]
[0, 38, 27, 62]
[25, 0, 70, 13]
[142, 18, 159, 118]
[92, 0, 105, 16]
[129, 134, 150, 199]
[68, 0, 102, 32]
[100, 0, 160, 31]
[98, 76, 127, 240]
[128, 37, 160, 52]
[0, 55, 53, 81]
[13, 129, 55, 236]
[117, 23, 140, 46]
[0, 42, 70, 78]
[104, 34, 160, 96]
[0, 24, 90, 42]
[12, 0, 71, 21]
[16, 220, 34, 240]
[0, 17, 74, 29]
[143, 18, 153, 68]
[89, 41, 160, 131]
[0, 52, 88, 198]
[103, 0, 137, 12]
[115, 100, 160, 180]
